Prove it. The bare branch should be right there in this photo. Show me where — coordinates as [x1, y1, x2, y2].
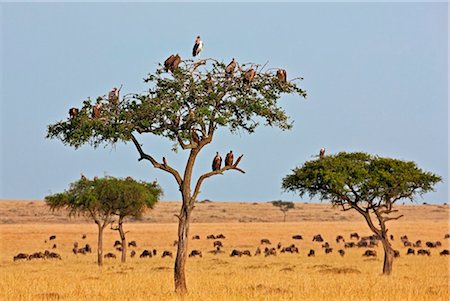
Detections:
[382, 215, 404, 223]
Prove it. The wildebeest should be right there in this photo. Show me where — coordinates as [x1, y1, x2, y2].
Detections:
[261, 239, 271, 245]
[13, 253, 28, 261]
[307, 249, 315, 257]
[336, 235, 345, 243]
[46, 252, 62, 260]
[153, 249, 157, 256]
[116, 247, 122, 252]
[28, 252, 45, 260]
[84, 244, 92, 253]
[393, 250, 400, 258]
[350, 233, 359, 240]
[255, 247, 261, 256]
[140, 250, 152, 258]
[113, 240, 121, 247]
[189, 250, 202, 258]
[104, 253, 116, 259]
[192, 235, 200, 240]
[403, 241, 412, 247]
[417, 249, 431, 256]
[324, 248, 333, 254]
[230, 249, 242, 257]
[292, 235, 303, 240]
[322, 242, 330, 248]
[162, 251, 173, 258]
[435, 241, 442, 247]
[52, 244, 57, 249]
[390, 234, 394, 240]
[357, 240, 368, 248]
[413, 240, 422, 248]
[173, 240, 178, 246]
[281, 245, 299, 254]
[400, 235, 408, 242]
[128, 241, 137, 247]
[213, 241, 223, 248]
[130, 250, 136, 258]
[425, 241, 437, 248]
[241, 250, 251, 257]
[406, 248, 415, 255]
[344, 242, 356, 248]
[49, 235, 56, 241]
[439, 250, 449, 256]
[363, 250, 377, 257]
[445, 234, 450, 239]
[82, 234, 87, 239]
[264, 247, 276, 257]
[312, 234, 324, 242]
[338, 249, 345, 257]
[216, 234, 226, 239]
[207, 234, 216, 239]
[277, 242, 282, 249]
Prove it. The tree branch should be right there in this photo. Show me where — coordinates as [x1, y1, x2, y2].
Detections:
[192, 155, 245, 201]
[130, 133, 182, 186]
[382, 214, 404, 223]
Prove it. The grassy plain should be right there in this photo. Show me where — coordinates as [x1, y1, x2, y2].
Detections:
[0, 201, 449, 301]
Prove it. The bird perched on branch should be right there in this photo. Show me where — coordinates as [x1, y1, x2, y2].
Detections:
[212, 152, 222, 171]
[243, 68, 255, 84]
[225, 58, 236, 76]
[225, 151, 234, 166]
[69, 107, 79, 119]
[164, 54, 181, 72]
[192, 36, 203, 57]
[320, 148, 325, 159]
[92, 103, 102, 119]
[277, 69, 287, 83]
[108, 87, 119, 105]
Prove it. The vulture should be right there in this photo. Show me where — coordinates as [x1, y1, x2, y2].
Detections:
[92, 103, 102, 119]
[225, 150, 234, 166]
[320, 148, 325, 159]
[243, 68, 255, 84]
[192, 36, 203, 57]
[225, 58, 236, 76]
[212, 152, 222, 171]
[205, 74, 213, 93]
[277, 69, 287, 82]
[164, 54, 176, 71]
[108, 87, 119, 105]
[69, 107, 79, 119]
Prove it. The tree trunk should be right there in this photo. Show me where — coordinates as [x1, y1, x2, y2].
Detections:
[97, 224, 104, 266]
[380, 232, 394, 275]
[174, 201, 191, 295]
[118, 217, 127, 263]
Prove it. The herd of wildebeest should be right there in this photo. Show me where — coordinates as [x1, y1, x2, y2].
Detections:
[12, 232, 450, 262]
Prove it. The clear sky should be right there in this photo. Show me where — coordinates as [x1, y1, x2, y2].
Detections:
[1, 2, 448, 203]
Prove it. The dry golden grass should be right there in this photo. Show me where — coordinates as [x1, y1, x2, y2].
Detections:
[0, 201, 449, 301]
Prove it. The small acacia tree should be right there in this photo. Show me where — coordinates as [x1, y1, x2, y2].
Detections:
[282, 152, 441, 275]
[271, 200, 295, 222]
[106, 177, 162, 263]
[45, 176, 161, 266]
[47, 56, 306, 294]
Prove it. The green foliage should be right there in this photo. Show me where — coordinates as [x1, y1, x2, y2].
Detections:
[282, 152, 442, 208]
[271, 200, 295, 212]
[45, 176, 162, 221]
[46, 59, 306, 150]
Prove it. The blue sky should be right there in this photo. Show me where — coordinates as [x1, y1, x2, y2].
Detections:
[1, 2, 448, 203]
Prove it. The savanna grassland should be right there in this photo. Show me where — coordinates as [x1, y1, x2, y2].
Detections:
[0, 200, 449, 301]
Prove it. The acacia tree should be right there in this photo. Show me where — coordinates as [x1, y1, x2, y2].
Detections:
[105, 177, 162, 263]
[271, 200, 295, 222]
[47, 56, 306, 294]
[282, 152, 441, 275]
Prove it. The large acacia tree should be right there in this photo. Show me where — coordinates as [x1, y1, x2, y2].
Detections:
[282, 152, 441, 275]
[47, 57, 306, 294]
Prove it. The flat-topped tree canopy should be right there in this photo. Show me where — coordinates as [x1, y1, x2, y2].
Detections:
[46, 58, 306, 150]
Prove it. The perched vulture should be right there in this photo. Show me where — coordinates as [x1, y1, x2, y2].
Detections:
[225, 58, 236, 76]
[205, 74, 213, 93]
[192, 36, 203, 57]
[164, 54, 176, 71]
[225, 151, 234, 166]
[212, 152, 222, 171]
[277, 69, 287, 82]
[69, 107, 79, 119]
[243, 68, 255, 84]
[319, 148, 325, 159]
[108, 87, 119, 105]
[92, 103, 102, 119]
[171, 54, 181, 72]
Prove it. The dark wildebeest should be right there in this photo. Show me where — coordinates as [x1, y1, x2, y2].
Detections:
[363, 250, 377, 257]
[77, 248, 86, 255]
[113, 240, 121, 247]
[277, 242, 282, 249]
[435, 241, 442, 247]
[116, 247, 122, 252]
[406, 248, 415, 255]
[413, 240, 422, 248]
[312, 234, 324, 242]
[216, 234, 226, 239]
[128, 241, 137, 247]
[84, 244, 92, 253]
[173, 240, 178, 246]
[393, 250, 400, 258]
[261, 239, 271, 245]
[104, 253, 116, 259]
[82, 234, 87, 239]
[445, 234, 450, 239]
[230, 250, 242, 257]
[417, 249, 431, 256]
[400, 235, 408, 242]
[325, 248, 333, 254]
[140, 250, 152, 258]
[439, 250, 449, 256]
[189, 250, 202, 258]
[336, 235, 345, 243]
[292, 235, 303, 240]
[264, 247, 276, 257]
[207, 234, 216, 239]
[344, 242, 356, 248]
[213, 241, 223, 248]
[13, 253, 28, 261]
[49, 235, 56, 241]
[130, 250, 136, 258]
[255, 247, 261, 256]
[425, 241, 437, 248]
[338, 249, 345, 257]
[322, 242, 330, 248]
[307, 249, 315, 257]
[390, 234, 394, 240]
[162, 251, 173, 258]
[47, 252, 62, 260]
[350, 233, 359, 240]
[281, 245, 299, 254]
[192, 235, 200, 240]
[241, 250, 251, 257]
[403, 241, 412, 247]
[52, 244, 57, 249]
[357, 240, 368, 248]
[28, 252, 45, 260]
[153, 249, 157, 256]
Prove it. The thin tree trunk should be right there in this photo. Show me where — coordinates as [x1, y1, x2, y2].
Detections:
[97, 223, 104, 266]
[174, 201, 191, 295]
[118, 217, 127, 263]
[380, 231, 394, 275]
